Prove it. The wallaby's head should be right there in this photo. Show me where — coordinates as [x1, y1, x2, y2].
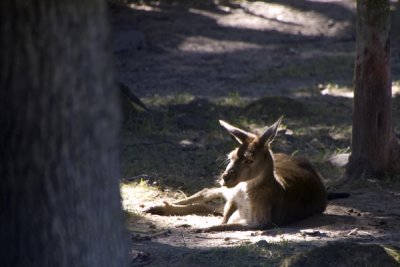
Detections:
[219, 117, 283, 188]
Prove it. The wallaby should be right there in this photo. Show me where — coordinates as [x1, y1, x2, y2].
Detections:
[145, 117, 344, 232]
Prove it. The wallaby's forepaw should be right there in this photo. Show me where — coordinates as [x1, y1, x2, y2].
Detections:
[143, 201, 170, 215]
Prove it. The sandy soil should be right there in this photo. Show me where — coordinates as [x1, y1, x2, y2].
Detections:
[124, 180, 400, 266]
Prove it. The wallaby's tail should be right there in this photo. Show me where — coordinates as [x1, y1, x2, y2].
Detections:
[327, 192, 350, 200]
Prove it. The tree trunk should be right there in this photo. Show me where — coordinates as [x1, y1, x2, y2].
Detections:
[347, 0, 400, 179]
[0, 1, 128, 267]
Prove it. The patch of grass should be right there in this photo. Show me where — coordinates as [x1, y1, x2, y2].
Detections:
[382, 172, 400, 184]
[122, 93, 354, 194]
[241, 96, 309, 121]
[253, 54, 354, 83]
[122, 94, 243, 193]
[143, 93, 195, 107]
[120, 180, 164, 207]
[216, 91, 246, 107]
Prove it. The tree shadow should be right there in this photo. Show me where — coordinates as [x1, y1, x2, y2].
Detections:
[130, 238, 294, 266]
[129, 213, 399, 266]
[110, 0, 400, 94]
[110, 1, 359, 98]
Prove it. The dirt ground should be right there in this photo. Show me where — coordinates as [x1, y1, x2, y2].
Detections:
[110, 1, 400, 266]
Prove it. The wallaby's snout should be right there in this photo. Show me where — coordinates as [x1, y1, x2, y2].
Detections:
[220, 168, 235, 187]
[220, 157, 237, 187]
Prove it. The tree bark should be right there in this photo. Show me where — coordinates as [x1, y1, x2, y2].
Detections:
[0, 1, 128, 267]
[347, 0, 400, 179]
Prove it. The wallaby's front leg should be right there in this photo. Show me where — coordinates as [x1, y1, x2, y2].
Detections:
[197, 203, 273, 232]
[221, 200, 237, 224]
[144, 201, 221, 216]
[173, 187, 225, 205]
[144, 187, 225, 216]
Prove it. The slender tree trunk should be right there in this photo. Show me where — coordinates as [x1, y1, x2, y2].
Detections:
[0, 1, 128, 267]
[347, 0, 400, 179]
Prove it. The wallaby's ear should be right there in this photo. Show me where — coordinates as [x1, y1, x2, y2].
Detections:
[259, 116, 283, 144]
[219, 120, 255, 144]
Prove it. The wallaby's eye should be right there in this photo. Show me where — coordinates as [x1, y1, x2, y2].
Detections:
[243, 158, 254, 165]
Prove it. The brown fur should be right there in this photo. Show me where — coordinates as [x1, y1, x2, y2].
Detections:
[144, 118, 328, 232]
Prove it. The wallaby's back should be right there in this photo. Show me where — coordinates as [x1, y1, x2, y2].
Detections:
[271, 153, 327, 225]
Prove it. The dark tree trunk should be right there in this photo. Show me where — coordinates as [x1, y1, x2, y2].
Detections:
[0, 1, 128, 267]
[347, 0, 400, 179]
